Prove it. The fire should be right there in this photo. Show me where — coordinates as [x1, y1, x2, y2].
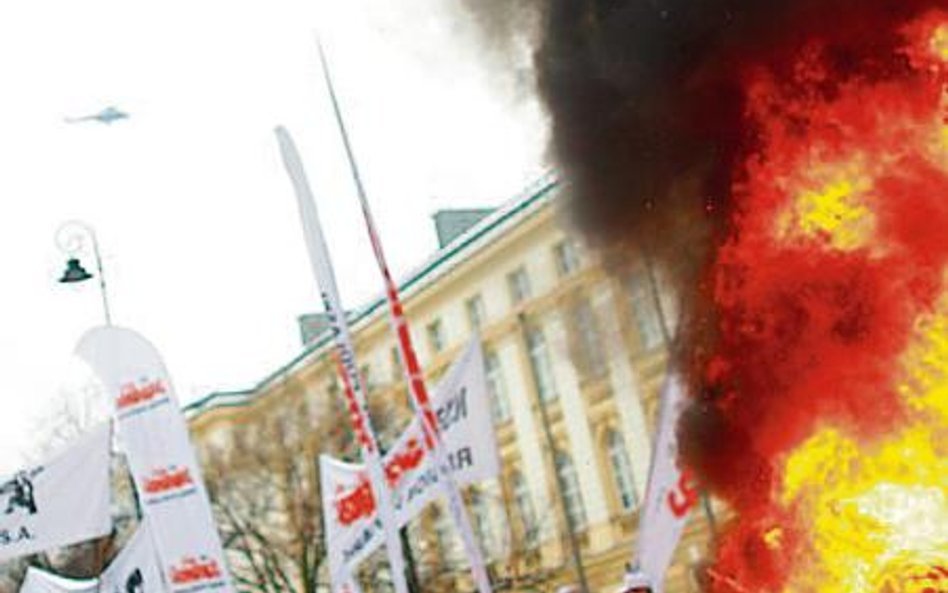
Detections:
[776, 167, 875, 251]
[777, 426, 947, 593]
[698, 10, 948, 593]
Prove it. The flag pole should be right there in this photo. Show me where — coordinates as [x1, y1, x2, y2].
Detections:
[315, 38, 494, 593]
[275, 126, 410, 593]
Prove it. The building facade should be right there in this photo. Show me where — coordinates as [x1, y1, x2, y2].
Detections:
[187, 174, 716, 593]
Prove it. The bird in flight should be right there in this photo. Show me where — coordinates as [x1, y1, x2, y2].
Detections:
[65, 106, 129, 125]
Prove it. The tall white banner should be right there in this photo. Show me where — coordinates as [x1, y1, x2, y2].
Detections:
[18, 567, 96, 593]
[635, 375, 700, 593]
[0, 424, 111, 562]
[100, 520, 166, 593]
[276, 125, 409, 593]
[321, 339, 500, 582]
[77, 327, 232, 593]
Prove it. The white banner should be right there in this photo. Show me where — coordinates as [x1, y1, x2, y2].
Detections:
[635, 375, 699, 593]
[77, 327, 232, 593]
[101, 520, 166, 593]
[0, 424, 111, 562]
[18, 567, 96, 593]
[321, 339, 499, 579]
[276, 125, 408, 593]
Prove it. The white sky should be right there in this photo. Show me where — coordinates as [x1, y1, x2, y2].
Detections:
[0, 0, 548, 471]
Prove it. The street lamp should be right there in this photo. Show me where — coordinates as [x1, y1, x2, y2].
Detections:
[56, 220, 113, 326]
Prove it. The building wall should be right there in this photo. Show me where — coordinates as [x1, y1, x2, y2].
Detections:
[188, 178, 716, 593]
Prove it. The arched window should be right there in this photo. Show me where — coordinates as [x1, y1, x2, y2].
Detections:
[555, 451, 587, 529]
[434, 506, 458, 562]
[607, 430, 638, 512]
[470, 489, 494, 556]
[511, 472, 538, 547]
[526, 327, 557, 401]
[485, 351, 511, 423]
[572, 298, 607, 379]
[627, 270, 664, 351]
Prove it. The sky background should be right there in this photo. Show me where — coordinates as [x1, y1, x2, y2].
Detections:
[0, 0, 548, 471]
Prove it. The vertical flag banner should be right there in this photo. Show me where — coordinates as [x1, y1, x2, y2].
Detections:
[316, 41, 493, 593]
[18, 568, 97, 593]
[0, 423, 111, 562]
[100, 519, 166, 593]
[635, 375, 699, 593]
[275, 126, 409, 593]
[77, 327, 232, 593]
[321, 339, 500, 578]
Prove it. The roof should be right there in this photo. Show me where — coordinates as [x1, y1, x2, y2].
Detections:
[186, 171, 560, 419]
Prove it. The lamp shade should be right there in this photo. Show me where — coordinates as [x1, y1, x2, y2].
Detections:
[59, 258, 93, 283]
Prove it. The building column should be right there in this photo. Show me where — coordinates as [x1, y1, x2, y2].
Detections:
[542, 312, 609, 529]
[595, 283, 653, 501]
[496, 336, 553, 537]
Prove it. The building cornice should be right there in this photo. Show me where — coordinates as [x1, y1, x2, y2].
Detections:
[186, 172, 560, 419]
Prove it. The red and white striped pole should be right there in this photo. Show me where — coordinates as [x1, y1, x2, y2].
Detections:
[316, 39, 493, 593]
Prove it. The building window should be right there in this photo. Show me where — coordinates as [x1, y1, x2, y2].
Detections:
[358, 364, 373, 393]
[526, 327, 557, 401]
[554, 239, 581, 277]
[427, 319, 446, 354]
[555, 451, 587, 530]
[433, 509, 455, 561]
[470, 489, 494, 555]
[607, 430, 638, 512]
[507, 267, 531, 305]
[628, 271, 664, 351]
[512, 472, 538, 547]
[390, 346, 403, 383]
[573, 299, 608, 379]
[485, 351, 511, 424]
[466, 295, 486, 330]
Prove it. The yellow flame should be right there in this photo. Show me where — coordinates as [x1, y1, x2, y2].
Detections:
[763, 527, 784, 550]
[776, 293, 948, 593]
[900, 305, 948, 421]
[777, 167, 875, 250]
[930, 24, 948, 62]
[779, 426, 948, 593]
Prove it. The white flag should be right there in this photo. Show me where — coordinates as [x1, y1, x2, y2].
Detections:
[276, 125, 409, 593]
[18, 567, 96, 593]
[635, 375, 700, 593]
[101, 520, 166, 593]
[77, 327, 232, 593]
[0, 424, 111, 562]
[321, 339, 500, 579]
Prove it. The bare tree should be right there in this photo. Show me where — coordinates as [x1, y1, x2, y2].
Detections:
[200, 374, 407, 593]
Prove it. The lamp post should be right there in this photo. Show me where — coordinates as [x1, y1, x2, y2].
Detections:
[56, 220, 113, 326]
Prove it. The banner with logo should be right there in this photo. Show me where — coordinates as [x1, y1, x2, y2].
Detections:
[635, 375, 699, 593]
[276, 126, 408, 593]
[0, 423, 111, 562]
[18, 567, 96, 593]
[101, 520, 165, 593]
[321, 338, 499, 581]
[77, 327, 232, 593]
